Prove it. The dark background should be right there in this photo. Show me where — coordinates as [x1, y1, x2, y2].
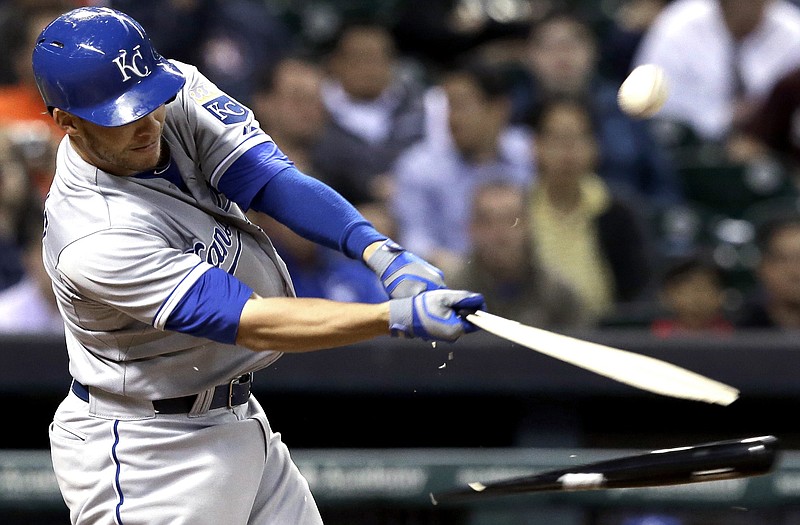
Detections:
[3, 330, 800, 524]
[4, 330, 798, 451]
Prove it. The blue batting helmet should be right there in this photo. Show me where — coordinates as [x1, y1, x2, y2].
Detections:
[32, 7, 185, 127]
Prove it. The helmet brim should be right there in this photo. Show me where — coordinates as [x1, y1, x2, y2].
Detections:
[72, 59, 186, 127]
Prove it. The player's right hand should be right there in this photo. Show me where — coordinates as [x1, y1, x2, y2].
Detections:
[388, 290, 486, 342]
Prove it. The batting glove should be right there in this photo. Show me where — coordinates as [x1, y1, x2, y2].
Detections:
[367, 239, 446, 298]
[389, 290, 486, 342]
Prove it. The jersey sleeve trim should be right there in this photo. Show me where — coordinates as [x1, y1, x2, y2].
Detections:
[209, 133, 272, 189]
[163, 266, 254, 345]
[153, 262, 211, 330]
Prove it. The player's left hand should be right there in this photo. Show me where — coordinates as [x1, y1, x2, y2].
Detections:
[366, 239, 446, 298]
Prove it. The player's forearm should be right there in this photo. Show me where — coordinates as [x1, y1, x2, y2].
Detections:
[236, 296, 390, 352]
[248, 167, 386, 259]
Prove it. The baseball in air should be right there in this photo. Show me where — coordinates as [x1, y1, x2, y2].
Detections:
[617, 64, 669, 118]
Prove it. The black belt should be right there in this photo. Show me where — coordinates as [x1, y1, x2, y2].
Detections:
[71, 373, 253, 414]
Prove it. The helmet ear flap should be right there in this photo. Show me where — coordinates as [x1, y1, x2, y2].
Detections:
[32, 7, 185, 127]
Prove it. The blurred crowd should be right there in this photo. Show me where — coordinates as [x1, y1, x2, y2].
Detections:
[3, 0, 800, 337]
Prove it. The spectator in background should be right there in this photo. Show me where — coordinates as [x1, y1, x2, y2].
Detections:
[390, 58, 534, 276]
[390, 0, 534, 73]
[109, 0, 294, 105]
[735, 212, 800, 329]
[729, 64, 800, 182]
[0, 3, 67, 198]
[632, 0, 800, 144]
[0, 4, 62, 201]
[598, 0, 669, 83]
[512, 7, 683, 213]
[248, 212, 389, 304]
[0, 0, 78, 85]
[250, 54, 328, 177]
[0, 3, 67, 133]
[0, 132, 33, 240]
[311, 20, 428, 205]
[0, 204, 62, 334]
[5, 113, 61, 202]
[448, 181, 592, 329]
[246, 53, 392, 303]
[528, 95, 654, 324]
[0, 130, 39, 291]
[650, 253, 734, 337]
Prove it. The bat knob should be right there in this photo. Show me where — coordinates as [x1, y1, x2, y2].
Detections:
[456, 308, 477, 320]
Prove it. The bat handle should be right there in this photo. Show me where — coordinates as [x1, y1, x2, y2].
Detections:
[457, 308, 479, 320]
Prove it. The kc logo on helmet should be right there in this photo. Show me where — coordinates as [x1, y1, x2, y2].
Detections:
[112, 45, 151, 81]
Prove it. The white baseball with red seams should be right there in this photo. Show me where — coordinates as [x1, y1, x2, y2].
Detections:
[617, 64, 669, 118]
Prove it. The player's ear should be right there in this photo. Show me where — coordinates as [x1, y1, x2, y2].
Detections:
[52, 108, 80, 134]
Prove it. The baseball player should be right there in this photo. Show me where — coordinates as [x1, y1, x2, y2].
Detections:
[32, 7, 485, 525]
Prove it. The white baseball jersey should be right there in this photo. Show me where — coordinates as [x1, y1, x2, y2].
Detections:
[43, 61, 295, 407]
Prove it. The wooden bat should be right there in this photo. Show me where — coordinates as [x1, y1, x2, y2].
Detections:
[430, 435, 778, 505]
[464, 310, 740, 406]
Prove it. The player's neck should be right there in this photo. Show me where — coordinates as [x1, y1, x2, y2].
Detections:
[156, 138, 170, 169]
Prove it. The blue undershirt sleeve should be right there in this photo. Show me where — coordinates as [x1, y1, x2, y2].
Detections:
[216, 141, 294, 210]
[164, 267, 253, 345]
[217, 142, 386, 260]
[252, 167, 386, 260]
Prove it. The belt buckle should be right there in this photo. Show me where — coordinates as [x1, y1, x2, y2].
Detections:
[227, 372, 253, 409]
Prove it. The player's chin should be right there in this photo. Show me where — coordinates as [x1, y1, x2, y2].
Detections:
[128, 143, 161, 170]
[131, 140, 159, 156]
